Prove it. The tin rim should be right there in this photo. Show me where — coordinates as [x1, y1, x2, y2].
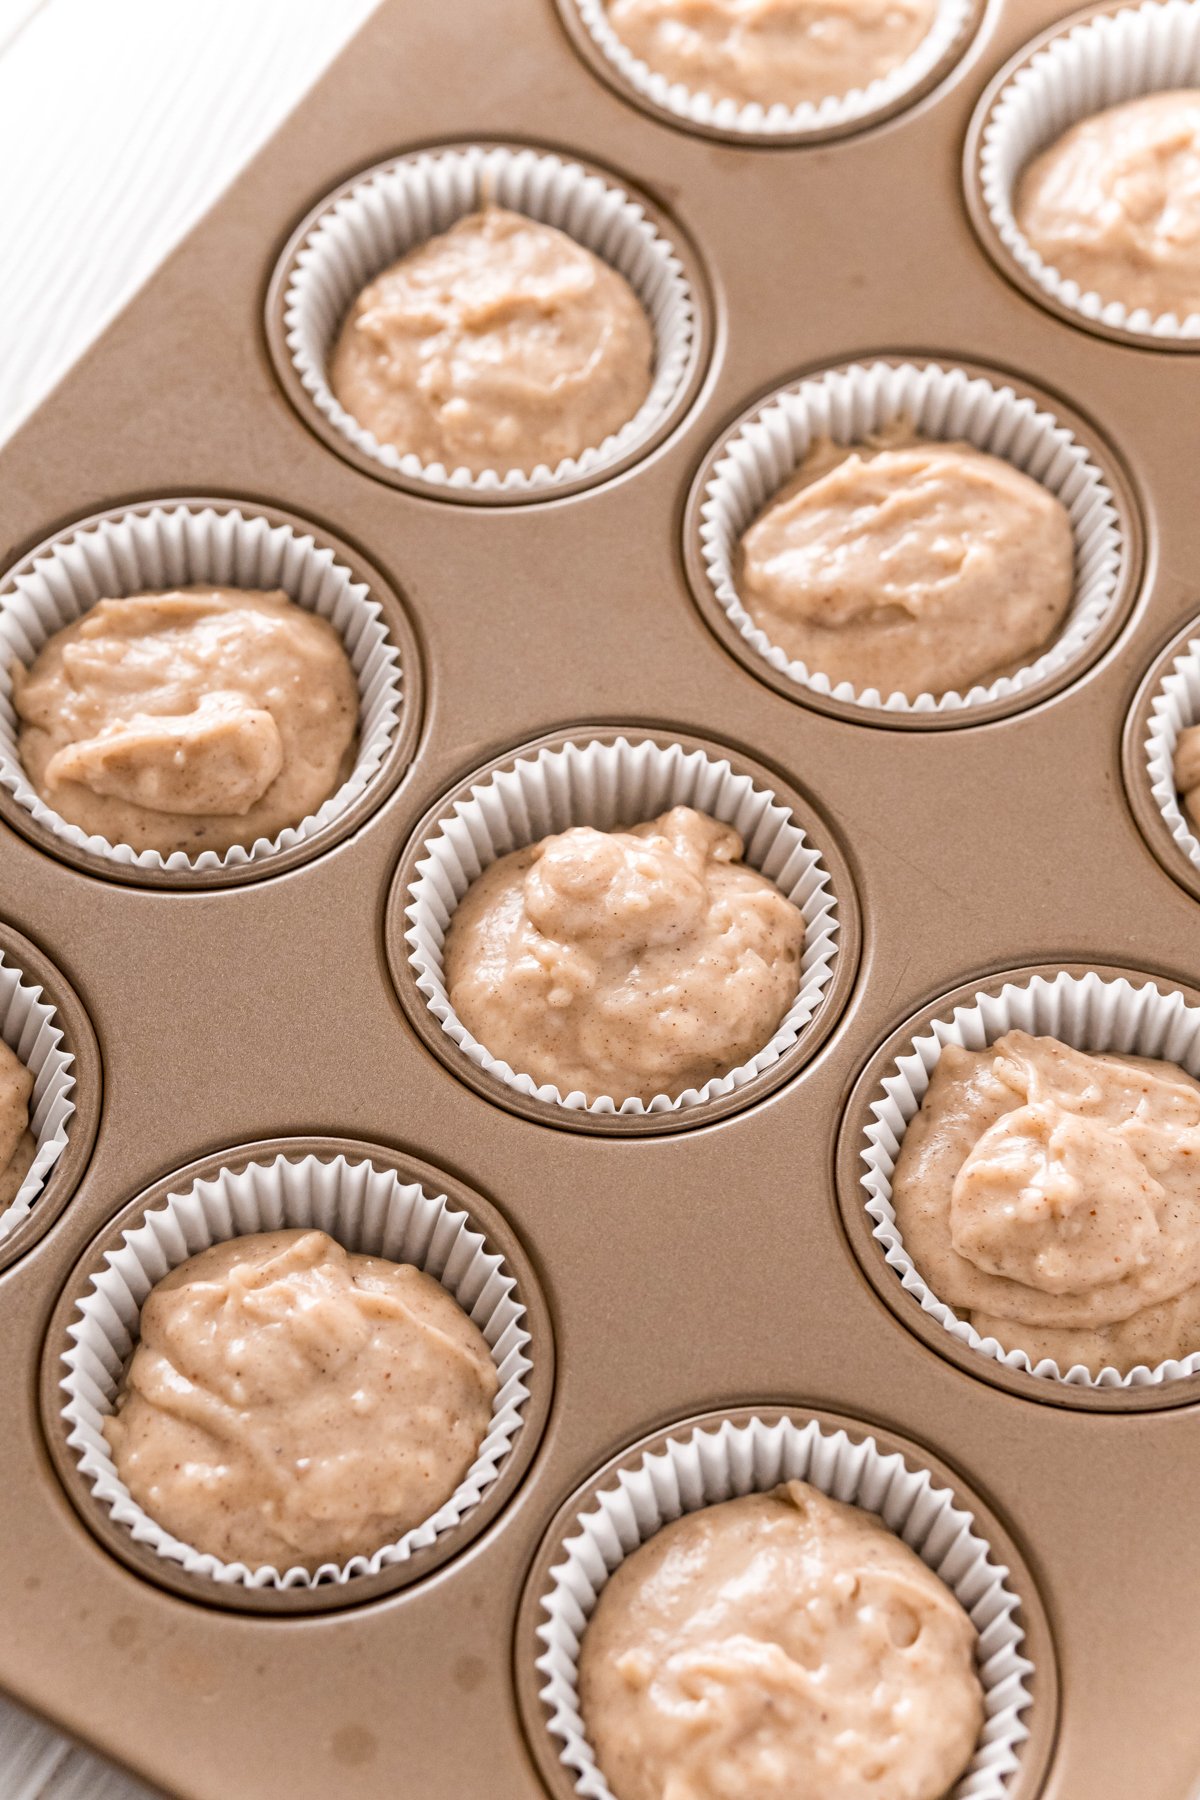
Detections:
[513, 1402, 1058, 1800]
[39, 1136, 555, 1614]
[264, 138, 714, 506]
[681, 353, 1145, 729]
[1122, 612, 1200, 906]
[0, 497, 424, 889]
[835, 960, 1200, 1409]
[551, 0, 988, 147]
[0, 925, 101, 1276]
[384, 723, 862, 1134]
[963, 0, 1200, 353]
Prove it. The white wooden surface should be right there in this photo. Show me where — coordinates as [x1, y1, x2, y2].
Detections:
[0, 2, 378, 1789]
[0, 0, 378, 444]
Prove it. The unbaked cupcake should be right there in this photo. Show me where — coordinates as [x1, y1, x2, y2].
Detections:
[12, 586, 359, 857]
[0, 1039, 36, 1210]
[578, 1479, 984, 1800]
[330, 205, 654, 477]
[443, 804, 806, 1103]
[601, 0, 938, 108]
[892, 1029, 1200, 1374]
[1015, 90, 1200, 323]
[1173, 720, 1200, 826]
[736, 430, 1075, 700]
[103, 1227, 499, 1572]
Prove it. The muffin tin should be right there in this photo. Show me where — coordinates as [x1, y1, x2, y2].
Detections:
[3, 0, 1200, 1794]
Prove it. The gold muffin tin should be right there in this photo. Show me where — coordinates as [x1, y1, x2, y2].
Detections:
[2, 0, 1200, 1794]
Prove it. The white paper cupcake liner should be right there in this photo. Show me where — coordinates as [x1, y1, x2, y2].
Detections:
[0, 949, 75, 1243]
[1144, 625, 1200, 872]
[568, 0, 976, 139]
[280, 143, 697, 497]
[0, 502, 404, 876]
[697, 358, 1125, 714]
[978, 0, 1200, 341]
[862, 969, 1200, 1388]
[534, 1414, 1034, 1800]
[57, 1151, 534, 1590]
[403, 735, 840, 1116]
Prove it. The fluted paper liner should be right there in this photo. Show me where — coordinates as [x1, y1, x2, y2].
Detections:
[978, 0, 1200, 341]
[281, 143, 696, 495]
[862, 969, 1200, 1387]
[0, 950, 75, 1242]
[1144, 624, 1200, 874]
[698, 359, 1125, 714]
[568, 0, 976, 139]
[58, 1152, 534, 1589]
[533, 1414, 1034, 1800]
[0, 503, 404, 874]
[403, 735, 840, 1115]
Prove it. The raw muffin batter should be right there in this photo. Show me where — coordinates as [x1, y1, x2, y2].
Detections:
[12, 587, 358, 856]
[893, 1030, 1200, 1373]
[603, 0, 937, 108]
[1173, 721, 1200, 828]
[579, 1481, 983, 1800]
[0, 1041, 35, 1210]
[330, 206, 654, 476]
[1016, 91, 1200, 321]
[443, 805, 806, 1103]
[737, 433, 1075, 699]
[104, 1229, 498, 1571]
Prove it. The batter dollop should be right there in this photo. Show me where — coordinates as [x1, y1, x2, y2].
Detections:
[1173, 722, 1200, 830]
[893, 1030, 1200, 1373]
[444, 805, 806, 1103]
[603, 0, 937, 108]
[1016, 91, 1200, 321]
[579, 1481, 983, 1800]
[0, 1040, 35, 1210]
[12, 587, 358, 856]
[330, 206, 653, 476]
[104, 1229, 499, 1571]
[737, 433, 1075, 699]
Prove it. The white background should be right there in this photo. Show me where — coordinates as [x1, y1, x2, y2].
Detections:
[0, 2, 377, 1790]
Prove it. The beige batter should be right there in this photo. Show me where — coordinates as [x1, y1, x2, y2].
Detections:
[330, 206, 654, 477]
[12, 588, 358, 856]
[737, 433, 1075, 700]
[104, 1229, 498, 1571]
[893, 1030, 1200, 1374]
[579, 1481, 983, 1800]
[443, 805, 805, 1104]
[1016, 91, 1200, 321]
[0, 1041, 35, 1211]
[603, 0, 937, 108]
[1174, 722, 1200, 829]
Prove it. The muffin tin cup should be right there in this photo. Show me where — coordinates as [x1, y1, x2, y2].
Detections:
[0, 499, 422, 888]
[1123, 612, 1200, 905]
[515, 1406, 1053, 1800]
[267, 141, 709, 503]
[683, 355, 1140, 726]
[555, 0, 984, 145]
[967, 0, 1200, 349]
[837, 963, 1200, 1409]
[41, 1138, 554, 1614]
[0, 925, 100, 1275]
[385, 726, 860, 1133]
[0, 954, 76, 1242]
